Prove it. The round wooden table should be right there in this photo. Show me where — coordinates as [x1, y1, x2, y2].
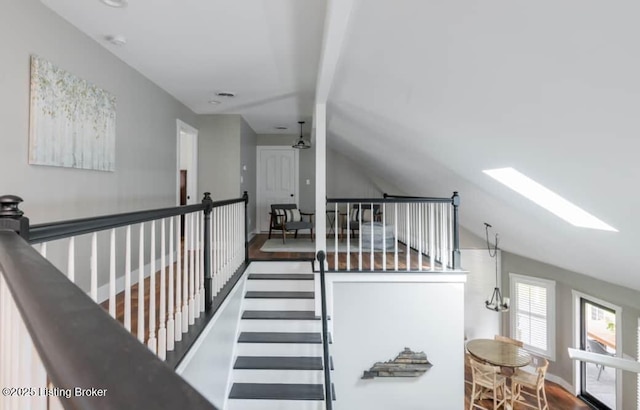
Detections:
[466, 339, 531, 368]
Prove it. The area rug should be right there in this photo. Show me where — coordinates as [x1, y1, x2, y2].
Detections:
[260, 238, 404, 253]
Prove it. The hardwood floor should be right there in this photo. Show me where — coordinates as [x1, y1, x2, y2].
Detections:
[464, 355, 590, 409]
[249, 233, 438, 271]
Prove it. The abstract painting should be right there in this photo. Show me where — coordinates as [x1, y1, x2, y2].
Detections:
[29, 55, 116, 171]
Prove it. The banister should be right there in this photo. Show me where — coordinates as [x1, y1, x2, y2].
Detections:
[0, 230, 216, 409]
[316, 250, 333, 409]
[28, 196, 244, 244]
[327, 196, 452, 204]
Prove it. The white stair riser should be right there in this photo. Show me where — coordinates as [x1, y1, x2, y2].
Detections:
[227, 399, 325, 410]
[246, 280, 315, 292]
[235, 343, 324, 357]
[232, 369, 326, 384]
[248, 261, 313, 274]
[241, 320, 321, 332]
[243, 298, 315, 311]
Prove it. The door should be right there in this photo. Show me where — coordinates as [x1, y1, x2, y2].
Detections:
[180, 170, 187, 237]
[177, 120, 198, 206]
[579, 297, 617, 409]
[257, 147, 298, 232]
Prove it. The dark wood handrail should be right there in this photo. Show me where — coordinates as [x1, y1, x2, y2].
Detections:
[28, 195, 244, 244]
[327, 196, 452, 204]
[0, 230, 217, 410]
[316, 250, 333, 409]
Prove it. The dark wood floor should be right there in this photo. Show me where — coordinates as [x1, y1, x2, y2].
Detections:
[464, 355, 589, 409]
[249, 233, 437, 271]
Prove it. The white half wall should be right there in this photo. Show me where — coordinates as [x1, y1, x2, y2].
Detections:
[331, 278, 465, 410]
[462, 249, 501, 341]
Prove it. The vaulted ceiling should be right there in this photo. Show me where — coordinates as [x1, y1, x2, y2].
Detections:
[41, 0, 640, 290]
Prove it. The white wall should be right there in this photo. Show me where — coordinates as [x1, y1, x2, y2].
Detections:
[177, 275, 247, 408]
[240, 118, 257, 234]
[331, 278, 465, 410]
[326, 148, 384, 199]
[462, 249, 501, 341]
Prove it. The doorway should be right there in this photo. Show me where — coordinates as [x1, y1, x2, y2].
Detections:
[256, 146, 299, 232]
[177, 120, 198, 206]
[577, 295, 619, 409]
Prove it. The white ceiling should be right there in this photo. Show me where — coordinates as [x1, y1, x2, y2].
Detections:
[40, 0, 640, 290]
[40, 0, 326, 134]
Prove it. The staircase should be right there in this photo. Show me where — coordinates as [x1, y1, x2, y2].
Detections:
[227, 262, 333, 410]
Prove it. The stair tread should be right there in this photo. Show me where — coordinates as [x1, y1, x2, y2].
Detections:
[248, 273, 314, 280]
[234, 356, 334, 370]
[238, 332, 331, 344]
[245, 291, 314, 299]
[242, 310, 320, 320]
[229, 383, 325, 401]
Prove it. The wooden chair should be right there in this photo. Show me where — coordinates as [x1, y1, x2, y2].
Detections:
[268, 204, 314, 243]
[510, 357, 549, 410]
[469, 357, 508, 410]
[494, 335, 524, 347]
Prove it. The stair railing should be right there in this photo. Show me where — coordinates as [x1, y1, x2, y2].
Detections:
[326, 191, 460, 272]
[316, 250, 333, 409]
[0, 191, 251, 408]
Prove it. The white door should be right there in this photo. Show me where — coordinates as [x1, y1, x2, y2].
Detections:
[257, 147, 299, 232]
[177, 119, 198, 205]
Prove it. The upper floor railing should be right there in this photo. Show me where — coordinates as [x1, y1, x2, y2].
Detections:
[0, 192, 249, 409]
[325, 192, 460, 272]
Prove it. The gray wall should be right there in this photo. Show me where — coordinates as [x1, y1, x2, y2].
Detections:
[240, 118, 257, 234]
[1, 0, 197, 223]
[197, 115, 241, 200]
[502, 251, 639, 406]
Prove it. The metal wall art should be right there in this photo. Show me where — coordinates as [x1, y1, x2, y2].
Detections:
[362, 347, 433, 379]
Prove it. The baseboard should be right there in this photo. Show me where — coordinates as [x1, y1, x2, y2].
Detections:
[96, 252, 174, 303]
[546, 372, 574, 394]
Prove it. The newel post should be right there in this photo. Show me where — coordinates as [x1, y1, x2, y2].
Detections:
[202, 192, 214, 310]
[451, 191, 461, 270]
[243, 191, 249, 264]
[0, 195, 30, 239]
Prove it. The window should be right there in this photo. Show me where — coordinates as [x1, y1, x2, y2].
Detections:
[510, 273, 556, 360]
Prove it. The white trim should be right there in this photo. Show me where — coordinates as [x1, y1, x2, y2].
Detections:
[545, 372, 574, 394]
[509, 273, 556, 361]
[571, 289, 623, 408]
[255, 146, 300, 232]
[176, 119, 199, 206]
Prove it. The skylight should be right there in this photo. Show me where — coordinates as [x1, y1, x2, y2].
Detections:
[483, 167, 618, 232]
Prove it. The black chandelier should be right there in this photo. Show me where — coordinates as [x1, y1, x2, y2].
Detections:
[484, 223, 509, 312]
[292, 121, 311, 149]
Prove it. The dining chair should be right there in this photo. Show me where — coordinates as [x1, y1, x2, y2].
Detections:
[586, 338, 614, 381]
[494, 335, 524, 347]
[510, 357, 549, 410]
[268, 204, 314, 243]
[469, 357, 507, 410]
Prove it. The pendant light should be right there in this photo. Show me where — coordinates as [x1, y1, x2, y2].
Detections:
[292, 121, 311, 149]
[484, 223, 509, 312]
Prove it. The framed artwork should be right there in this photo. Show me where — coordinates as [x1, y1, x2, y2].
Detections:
[29, 55, 116, 171]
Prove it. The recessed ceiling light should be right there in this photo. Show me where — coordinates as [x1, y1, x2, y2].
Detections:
[483, 167, 617, 232]
[208, 99, 221, 105]
[99, 0, 128, 7]
[216, 91, 236, 98]
[105, 35, 127, 46]
[275, 126, 288, 130]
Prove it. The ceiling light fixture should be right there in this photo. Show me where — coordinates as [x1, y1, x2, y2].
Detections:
[99, 0, 128, 8]
[105, 35, 127, 46]
[216, 91, 236, 98]
[275, 126, 288, 130]
[483, 167, 617, 232]
[292, 121, 311, 149]
[484, 223, 509, 313]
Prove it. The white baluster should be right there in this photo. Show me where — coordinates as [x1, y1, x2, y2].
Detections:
[90, 232, 98, 301]
[188, 212, 195, 326]
[200, 212, 205, 313]
[334, 202, 338, 271]
[174, 215, 182, 342]
[382, 203, 386, 271]
[429, 204, 435, 271]
[38, 242, 47, 257]
[125, 225, 132, 331]
[30, 343, 47, 410]
[138, 223, 145, 343]
[182, 213, 189, 333]
[148, 221, 157, 354]
[358, 203, 362, 271]
[418, 204, 423, 271]
[109, 229, 116, 318]
[394, 203, 399, 271]
[67, 237, 74, 282]
[406, 203, 411, 271]
[194, 213, 200, 318]
[370, 203, 374, 269]
[346, 203, 350, 271]
[167, 217, 175, 350]
[158, 219, 167, 359]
